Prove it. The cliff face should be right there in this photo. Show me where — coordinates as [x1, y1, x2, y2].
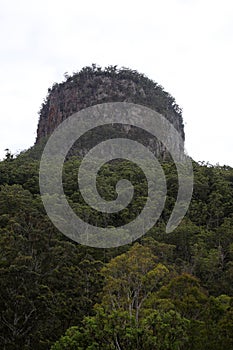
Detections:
[36, 65, 185, 158]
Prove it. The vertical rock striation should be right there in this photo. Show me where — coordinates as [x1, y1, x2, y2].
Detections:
[36, 65, 185, 158]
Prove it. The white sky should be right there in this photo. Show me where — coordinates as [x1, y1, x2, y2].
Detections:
[0, 0, 233, 165]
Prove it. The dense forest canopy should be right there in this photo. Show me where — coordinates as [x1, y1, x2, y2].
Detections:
[1, 66, 233, 349]
[0, 147, 233, 349]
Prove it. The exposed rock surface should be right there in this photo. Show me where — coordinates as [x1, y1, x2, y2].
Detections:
[36, 65, 185, 158]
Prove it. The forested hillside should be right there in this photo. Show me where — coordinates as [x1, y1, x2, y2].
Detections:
[0, 147, 233, 349]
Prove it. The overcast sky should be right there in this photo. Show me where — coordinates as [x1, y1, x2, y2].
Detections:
[1, 0, 233, 165]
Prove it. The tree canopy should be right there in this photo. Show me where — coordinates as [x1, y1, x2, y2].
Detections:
[0, 151, 233, 349]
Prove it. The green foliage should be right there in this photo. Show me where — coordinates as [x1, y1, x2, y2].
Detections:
[1, 153, 233, 348]
[49, 64, 183, 117]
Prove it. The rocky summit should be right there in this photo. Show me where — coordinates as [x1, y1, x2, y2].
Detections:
[36, 65, 185, 159]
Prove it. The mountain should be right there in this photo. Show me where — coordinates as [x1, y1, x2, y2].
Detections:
[36, 65, 184, 159]
[0, 66, 233, 349]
